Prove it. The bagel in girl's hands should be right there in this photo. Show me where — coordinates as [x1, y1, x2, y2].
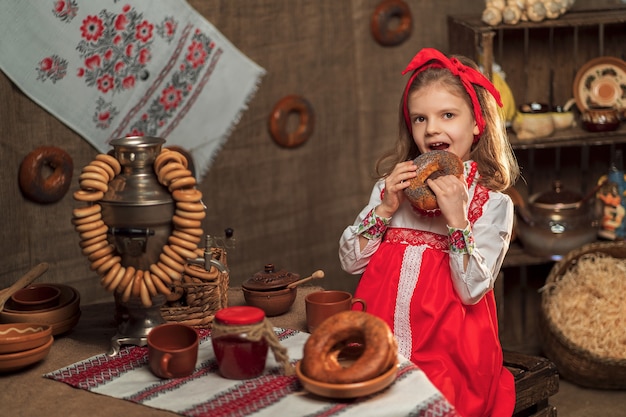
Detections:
[301, 310, 397, 384]
[404, 150, 464, 211]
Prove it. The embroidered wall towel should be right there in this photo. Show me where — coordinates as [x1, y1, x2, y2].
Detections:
[0, 0, 265, 177]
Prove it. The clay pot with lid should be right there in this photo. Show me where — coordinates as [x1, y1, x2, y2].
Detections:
[241, 264, 300, 317]
[515, 181, 600, 258]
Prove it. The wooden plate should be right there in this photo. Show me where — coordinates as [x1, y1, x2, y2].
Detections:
[573, 56, 626, 112]
[295, 360, 398, 399]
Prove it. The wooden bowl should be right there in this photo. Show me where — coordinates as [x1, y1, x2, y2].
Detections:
[242, 286, 297, 317]
[0, 336, 53, 373]
[10, 285, 61, 311]
[0, 323, 52, 354]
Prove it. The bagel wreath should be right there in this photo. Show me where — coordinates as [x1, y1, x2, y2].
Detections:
[72, 148, 210, 308]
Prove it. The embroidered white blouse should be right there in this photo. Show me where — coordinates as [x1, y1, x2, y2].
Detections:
[339, 162, 514, 305]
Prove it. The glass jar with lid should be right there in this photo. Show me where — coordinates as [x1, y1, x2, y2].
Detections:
[211, 306, 269, 379]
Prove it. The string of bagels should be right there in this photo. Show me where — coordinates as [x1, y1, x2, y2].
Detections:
[72, 148, 214, 308]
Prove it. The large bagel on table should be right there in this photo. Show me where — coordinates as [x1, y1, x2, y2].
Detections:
[301, 310, 397, 384]
[404, 150, 464, 211]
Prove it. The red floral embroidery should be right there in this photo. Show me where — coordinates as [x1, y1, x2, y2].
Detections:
[80, 15, 104, 42]
[84, 55, 100, 70]
[187, 41, 208, 68]
[159, 86, 183, 111]
[123, 27, 216, 136]
[53, 0, 78, 22]
[77, 7, 154, 96]
[114, 13, 128, 31]
[385, 228, 449, 251]
[138, 48, 151, 64]
[449, 229, 466, 250]
[37, 55, 68, 83]
[97, 74, 114, 93]
[93, 97, 118, 129]
[135, 20, 154, 43]
[122, 75, 135, 89]
[468, 184, 489, 223]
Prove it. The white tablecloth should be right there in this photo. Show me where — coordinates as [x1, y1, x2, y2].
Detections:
[45, 328, 459, 417]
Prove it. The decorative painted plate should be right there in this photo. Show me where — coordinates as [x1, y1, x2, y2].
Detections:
[573, 56, 626, 112]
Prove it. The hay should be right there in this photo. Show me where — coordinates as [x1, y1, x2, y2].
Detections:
[542, 252, 626, 360]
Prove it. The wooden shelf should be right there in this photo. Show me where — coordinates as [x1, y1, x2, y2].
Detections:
[449, 8, 626, 33]
[509, 123, 626, 150]
[448, 9, 626, 268]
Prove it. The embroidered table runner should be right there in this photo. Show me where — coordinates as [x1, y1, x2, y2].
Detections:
[45, 328, 459, 417]
[0, 0, 265, 177]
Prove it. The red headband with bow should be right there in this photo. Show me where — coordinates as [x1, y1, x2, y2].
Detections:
[401, 48, 502, 142]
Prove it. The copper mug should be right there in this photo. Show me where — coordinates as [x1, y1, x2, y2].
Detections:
[305, 290, 366, 334]
[147, 323, 199, 378]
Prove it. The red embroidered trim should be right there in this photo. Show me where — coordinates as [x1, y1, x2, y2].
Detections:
[468, 183, 489, 223]
[449, 229, 467, 250]
[384, 227, 449, 251]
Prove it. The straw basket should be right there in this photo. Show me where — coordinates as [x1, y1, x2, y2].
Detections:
[539, 241, 626, 389]
[160, 247, 229, 329]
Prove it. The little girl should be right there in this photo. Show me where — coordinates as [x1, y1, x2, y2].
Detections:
[339, 48, 519, 417]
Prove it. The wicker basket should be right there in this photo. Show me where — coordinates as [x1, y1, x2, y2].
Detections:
[160, 247, 229, 329]
[539, 241, 626, 389]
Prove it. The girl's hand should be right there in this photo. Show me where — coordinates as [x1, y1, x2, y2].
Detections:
[427, 175, 469, 228]
[377, 161, 417, 218]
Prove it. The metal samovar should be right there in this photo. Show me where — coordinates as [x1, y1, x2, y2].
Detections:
[100, 136, 174, 356]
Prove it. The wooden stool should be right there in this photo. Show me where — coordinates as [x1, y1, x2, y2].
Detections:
[504, 351, 559, 417]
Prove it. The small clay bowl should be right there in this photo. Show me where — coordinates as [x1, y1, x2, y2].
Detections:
[10, 285, 61, 311]
[242, 286, 297, 317]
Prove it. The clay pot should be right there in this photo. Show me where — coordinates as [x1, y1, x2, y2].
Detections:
[241, 264, 300, 316]
[581, 106, 620, 132]
[242, 286, 297, 317]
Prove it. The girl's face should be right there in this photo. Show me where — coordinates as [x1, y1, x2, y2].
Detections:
[407, 82, 479, 162]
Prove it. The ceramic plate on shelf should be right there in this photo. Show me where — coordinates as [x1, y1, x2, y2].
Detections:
[295, 360, 398, 399]
[573, 56, 626, 112]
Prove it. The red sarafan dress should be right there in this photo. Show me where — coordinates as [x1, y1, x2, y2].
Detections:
[339, 161, 516, 417]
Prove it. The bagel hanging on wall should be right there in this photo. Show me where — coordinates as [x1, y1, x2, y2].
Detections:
[370, 0, 413, 47]
[268, 95, 315, 148]
[19, 145, 74, 204]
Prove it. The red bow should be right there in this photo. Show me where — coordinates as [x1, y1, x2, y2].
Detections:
[401, 48, 502, 141]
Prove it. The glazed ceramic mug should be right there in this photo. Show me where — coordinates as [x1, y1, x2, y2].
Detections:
[147, 323, 199, 379]
[305, 290, 366, 334]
